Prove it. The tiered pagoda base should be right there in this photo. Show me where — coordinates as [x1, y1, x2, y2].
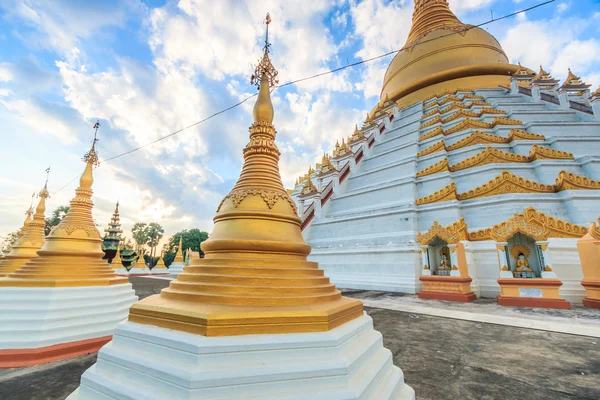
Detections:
[67, 314, 414, 400]
[0, 284, 138, 367]
[418, 276, 477, 302]
[128, 266, 152, 276]
[169, 261, 184, 276]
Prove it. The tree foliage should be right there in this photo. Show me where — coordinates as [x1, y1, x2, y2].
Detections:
[44, 205, 70, 235]
[162, 229, 209, 266]
[0, 231, 20, 256]
[131, 222, 164, 267]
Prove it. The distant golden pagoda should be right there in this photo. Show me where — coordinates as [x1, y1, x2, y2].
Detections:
[0, 138, 128, 287]
[173, 236, 184, 262]
[111, 243, 123, 268]
[381, 0, 519, 107]
[0, 178, 49, 277]
[128, 15, 363, 337]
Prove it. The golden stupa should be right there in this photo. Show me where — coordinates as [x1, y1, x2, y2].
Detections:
[153, 252, 167, 271]
[0, 182, 49, 277]
[381, 0, 519, 107]
[0, 139, 128, 288]
[111, 243, 123, 269]
[173, 236, 184, 263]
[129, 17, 363, 336]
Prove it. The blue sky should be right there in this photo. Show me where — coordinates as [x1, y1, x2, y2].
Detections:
[1, 0, 599, 241]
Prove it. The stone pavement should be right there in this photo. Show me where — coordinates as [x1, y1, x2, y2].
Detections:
[0, 276, 598, 399]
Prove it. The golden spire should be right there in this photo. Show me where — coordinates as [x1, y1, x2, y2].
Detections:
[0, 176, 50, 277]
[561, 68, 585, 87]
[154, 251, 167, 270]
[301, 177, 318, 195]
[173, 236, 184, 262]
[111, 243, 123, 268]
[0, 124, 128, 287]
[534, 65, 552, 81]
[17, 193, 36, 237]
[407, 0, 463, 45]
[127, 14, 363, 337]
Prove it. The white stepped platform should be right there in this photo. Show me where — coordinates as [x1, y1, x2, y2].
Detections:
[0, 284, 138, 349]
[67, 314, 414, 400]
[151, 268, 169, 275]
[113, 267, 129, 276]
[169, 261, 185, 276]
[128, 266, 152, 276]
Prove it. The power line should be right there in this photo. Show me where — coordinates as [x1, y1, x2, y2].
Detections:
[51, 0, 555, 195]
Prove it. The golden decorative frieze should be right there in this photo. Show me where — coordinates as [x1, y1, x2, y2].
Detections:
[457, 171, 555, 201]
[419, 126, 444, 142]
[218, 188, 298, 213]
[555, 171, 600, 191]
[438, 95, 461, 106]
[417, 140, 446, 157]
[416, 158, 450, 178]
[442, 110, 480, 124]
[422, 108, 439, 119]
[529, 145, 574, 161]
[468, 207, 587, 242]
[420, 116, 442, 129]
[444, 118, 493, 135]
[469, 100, 493, 107]
[417, 218, 469, 245]
[492, 117, 522, 126]
[462, 94, 484, 100]
[449, 147, 529, 172]
[507, 129, 545, 141]
[441, 102, 471, 113]
[416, 182, 458, 205]
[588, 219, 600, 240]
[446, 131, 509, 151]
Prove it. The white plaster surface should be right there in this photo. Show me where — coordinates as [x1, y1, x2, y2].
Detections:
[293, 88, 597, 301]
[67, 314, 414, 400]
[169, 261, 184, 276]
[128, 266, 151, 275]
[0, 284, 138, 349]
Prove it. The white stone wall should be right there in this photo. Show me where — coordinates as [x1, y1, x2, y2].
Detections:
[298, 88, 599, 302]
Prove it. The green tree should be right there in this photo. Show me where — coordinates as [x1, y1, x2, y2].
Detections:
[131, 222, 149, 255]
[0, 231, 20, 256]
[44, 205, 70, 235]
[145, 222, 164, 267]
[163, 229, 209, 266]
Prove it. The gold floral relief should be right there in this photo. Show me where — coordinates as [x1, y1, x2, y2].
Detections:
[416, 182, 458, 205]
[507, 129, 545, 141]
[449, 147, 529, 172]
[417, 140, 446, 157]
[529, 145, 574, 161]
[419, 126, 444, 142]
[457, 171, 555, 200]
[416, 158, 450, 178]
[446, 131, 509, 151]
[417, 218, 469, 245]
[555, 171, 600, 191]
[468, 207, 587, 242]
[420, 116, 442, 129]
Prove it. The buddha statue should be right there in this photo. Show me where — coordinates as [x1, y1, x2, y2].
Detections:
[514, 253, 534, 278]
[438, 253, 451, 276]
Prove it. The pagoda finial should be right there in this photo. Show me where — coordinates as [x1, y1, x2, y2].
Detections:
[250, 13, 278, 124]
[407, 0, 462, 45]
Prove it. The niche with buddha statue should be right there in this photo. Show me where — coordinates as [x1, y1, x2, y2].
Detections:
[506, 232, 541, 278]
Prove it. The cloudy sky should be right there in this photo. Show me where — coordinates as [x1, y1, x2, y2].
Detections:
[1, 0, 599, 242]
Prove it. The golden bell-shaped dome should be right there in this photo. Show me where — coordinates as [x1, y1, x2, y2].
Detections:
[381, 0, 518, 106]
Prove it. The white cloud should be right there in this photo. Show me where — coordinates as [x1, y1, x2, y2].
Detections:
[501, 15, 600, 85]
[0, 98, 78, 144]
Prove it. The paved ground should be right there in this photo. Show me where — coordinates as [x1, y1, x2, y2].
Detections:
[1, 277, 599, 400]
